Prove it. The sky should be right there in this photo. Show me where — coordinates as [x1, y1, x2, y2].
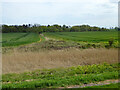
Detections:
[1, 0, 118, 28]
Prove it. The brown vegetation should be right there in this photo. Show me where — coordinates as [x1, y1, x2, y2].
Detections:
[2, 48, 118, 74]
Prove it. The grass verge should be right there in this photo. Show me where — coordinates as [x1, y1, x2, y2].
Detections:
[2, 63, 119, 88]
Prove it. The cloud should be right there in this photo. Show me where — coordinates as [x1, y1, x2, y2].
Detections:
[1, 0, 114, 3]
[109, 0, 118, 4]
[2, 0, 118, 27]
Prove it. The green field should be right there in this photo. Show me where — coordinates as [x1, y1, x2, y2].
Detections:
[2, 31, 118, 47]
[44, 31, 118, 43]
[2, 63, 119, 88]
[2, 33, 40, 47]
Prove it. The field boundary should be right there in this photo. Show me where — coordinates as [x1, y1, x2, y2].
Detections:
[37, 34, 42, 43]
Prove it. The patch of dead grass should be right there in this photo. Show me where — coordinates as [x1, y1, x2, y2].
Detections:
[2, 48, 118, 74]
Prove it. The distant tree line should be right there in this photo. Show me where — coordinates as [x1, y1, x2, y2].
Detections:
[2, 24, 118, 33]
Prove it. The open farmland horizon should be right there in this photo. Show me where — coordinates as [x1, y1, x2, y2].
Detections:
[1, 0, 119, 88]
[1, 30, 119, 89]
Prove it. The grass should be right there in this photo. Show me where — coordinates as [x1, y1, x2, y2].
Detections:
[2, 33, 40, 47]
[2, 63, 119, 88]
[84, 83, 119, 88]
[44, 31, 118, 43]
[44, 31, 118, 48]
[2, 48, 118, 74]
[2, 31, 119, 48]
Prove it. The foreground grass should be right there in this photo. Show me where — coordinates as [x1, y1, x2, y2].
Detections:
[2, 63, 119, 88]
[84, 83, 119, 88]
[2, 33, 40, 47]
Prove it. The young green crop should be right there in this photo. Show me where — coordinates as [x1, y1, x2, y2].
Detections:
[2, 33, 40, 47]
[44, 31, 118, 43]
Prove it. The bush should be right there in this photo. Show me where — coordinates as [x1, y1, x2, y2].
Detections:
[109, 38, 114, 47]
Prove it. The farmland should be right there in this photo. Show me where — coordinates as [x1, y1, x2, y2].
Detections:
[44, 31, 118, 43]
[2, 31, 119, 48]
[2, 31, 119, 89]
[2, 33, 40, 47]
[44, 31, 118, 48]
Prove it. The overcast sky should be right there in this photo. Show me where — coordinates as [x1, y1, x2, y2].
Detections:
[1, 0, 118, 28]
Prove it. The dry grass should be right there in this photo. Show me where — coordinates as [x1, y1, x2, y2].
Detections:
[2, 48, 118, 74]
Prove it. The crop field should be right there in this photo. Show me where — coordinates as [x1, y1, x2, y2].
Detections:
[44, 31, 118, 43]
[2, 31, 118, 47]
[2, 33, 40, 47]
